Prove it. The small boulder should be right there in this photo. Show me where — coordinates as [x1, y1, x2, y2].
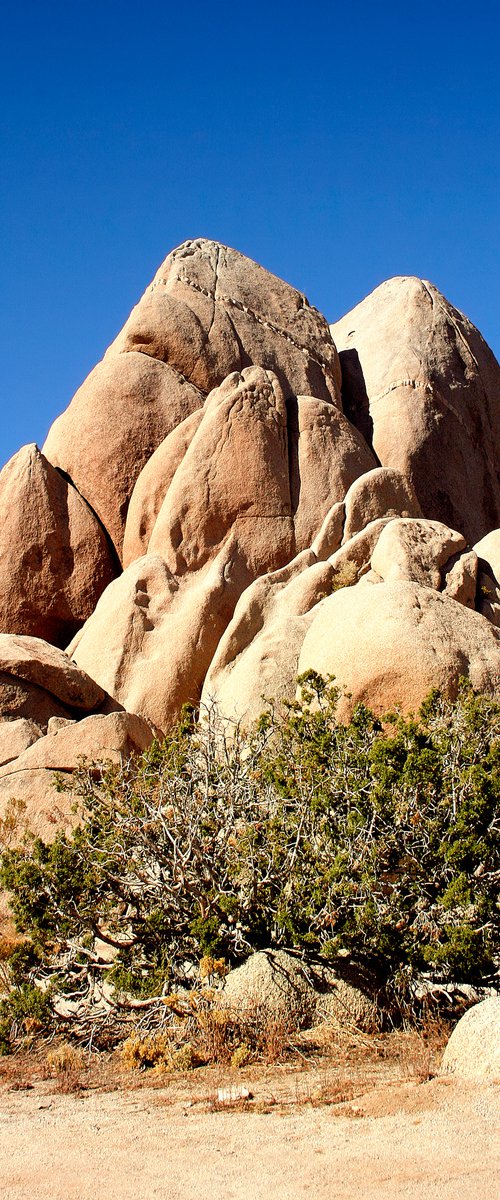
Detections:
[440, 997, 500, 1079]
[342, 466, 422, 545]
[220, 950, 317, 1028]
[370, 518, 466, 590]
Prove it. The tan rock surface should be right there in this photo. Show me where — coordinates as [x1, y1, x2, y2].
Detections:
[311, 500, 345, 559]
[290, 398, 376, 549]
[474, 529, 500, 627]
[370, 518, 466, 590]
[298, 580, 500, 718]
[0, 711, 154, 840]
[220, 950, 318, 1027]
[0, 673, 73, 730]
[342, 466, 422, 544]
[111, 238, 341, 404]
[0, 444, 116, 646]
[332, 276, 500, 543]
[201, 550, 333, 726]
[0, 634, 104, 709]
[441, 998, 500, 1079]
[442, 549, 478, 609]
[148, 367, 295, 575]
[67, 548, 256, 732]
[43, 354, 204, 558]
[122, 408, 204, 566]
[0, 718, 42, 767]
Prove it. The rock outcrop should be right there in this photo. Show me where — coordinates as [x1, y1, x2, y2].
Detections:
[332, 276, 500, 544]
[0, 444, 117, 645]
[1, 241, 500, 833]
[298, 581, 500, 719]
[43, 239, 341, 559]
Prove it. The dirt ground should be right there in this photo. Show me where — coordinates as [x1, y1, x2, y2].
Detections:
[0, 1034, 498, 1200]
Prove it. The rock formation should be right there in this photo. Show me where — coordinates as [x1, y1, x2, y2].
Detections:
[1, 238, 500, 830]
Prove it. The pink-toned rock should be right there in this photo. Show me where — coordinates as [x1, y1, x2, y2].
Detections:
[0, 634, 104, 710]
[332, 277, 500, 543]
[148, 367, 295, 575]
[43, 239, 341, 559]
[0, 718, 42, 767]
[0, 711, 154, 840]
[122, 409, 204, 567]
[311, 501, 345, 559]
[0, 710, 153, 777]
[442, 550, 478, 609]
[111, 238, 341, 404]
[0, 673, 73, 730]
[329, 518, 395, 582]
[68, 544, 265, 734]
[370, 519, 466, 590]
[43, 354, 204, 558]
[298, 580, 500, 718]
[342, 467, 422, 545]
[201, 550, 333, 727]
[0, 444, 117, 646]
[290, 398, 376, 550]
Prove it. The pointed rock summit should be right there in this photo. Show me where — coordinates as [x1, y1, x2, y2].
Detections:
[1, 240, 500, 831]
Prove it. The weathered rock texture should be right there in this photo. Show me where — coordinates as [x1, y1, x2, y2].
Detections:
[0, 444, 117, 645]
[43, 239, 341, 558]
[440, 998, 500, 1079]
[1, 241, 500, 833]
[332, 276, 500, 544]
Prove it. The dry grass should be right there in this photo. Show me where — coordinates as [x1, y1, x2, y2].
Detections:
[0, 1012, 451, 1112]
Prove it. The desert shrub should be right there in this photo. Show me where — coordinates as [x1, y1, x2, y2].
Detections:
[0, 677, 498, 1049]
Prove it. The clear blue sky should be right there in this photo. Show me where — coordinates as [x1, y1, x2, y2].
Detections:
[1, 0, 499, 467]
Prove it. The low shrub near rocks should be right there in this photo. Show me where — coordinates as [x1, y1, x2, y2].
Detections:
[0, 676, 498, 1052]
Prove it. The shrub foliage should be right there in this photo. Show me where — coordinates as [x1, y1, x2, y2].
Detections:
[0, 676, 498, 1049]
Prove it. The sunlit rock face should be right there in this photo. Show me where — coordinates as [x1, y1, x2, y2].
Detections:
[1, 241, 500, 829]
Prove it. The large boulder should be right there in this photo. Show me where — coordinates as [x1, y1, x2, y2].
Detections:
[440, 998, 500, 1079]
[110, 238, 341, 404]
[370, 518, 466, 590]
[201, 550, 333, 727]
[147, 368, 295, 576]
[122, 409, 204, 567]
[0, 444, 117, 646]
[342, 466, 422, 544]
[43, 239, 341, 558]
[0, 711, 154, 841]
[332, 277, 500, 543]
[298, 580, 500, 718]
[43, 354, 204, 558]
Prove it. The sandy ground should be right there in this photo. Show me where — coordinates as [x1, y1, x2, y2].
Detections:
[0, 1072, 498, 1200]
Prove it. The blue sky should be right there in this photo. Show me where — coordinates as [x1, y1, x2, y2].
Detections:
[1, 0, 499, 466]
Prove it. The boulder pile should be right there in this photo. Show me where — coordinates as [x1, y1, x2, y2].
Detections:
[1, 237, 500, 831]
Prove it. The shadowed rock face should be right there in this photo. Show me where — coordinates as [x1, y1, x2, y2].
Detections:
[0, 444, 117, 646]
[331, 276, 500, 546]
[1, 243, 500, 832]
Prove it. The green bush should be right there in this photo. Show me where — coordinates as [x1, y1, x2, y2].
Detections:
[0, 676, 498, 1048]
